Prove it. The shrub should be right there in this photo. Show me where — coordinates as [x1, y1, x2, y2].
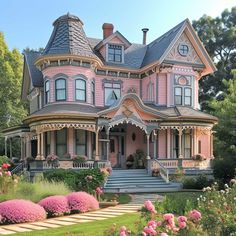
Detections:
[38, 195, 70, 217]
[0, 156, 10, 166]
[213, 158, 236, 185]
[44, 168, 106, 193]
[67, 192, 99, 213]
[183, 175, 213, 190]
[0, 199, 46, 224]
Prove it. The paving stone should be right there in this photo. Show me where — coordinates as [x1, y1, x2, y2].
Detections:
[16, 224, 46, 230]
[1, 226, 32, 233]
[103, 209, 136, 213]
[72, 215, 107, 221]
[83, 213, 117, 218]
[53, 217, 80, 222]
[30, 222, 61, 228]
[45, 220, 76, 226]
[0, 228, 15, 235]
[89, 211, 123, 216]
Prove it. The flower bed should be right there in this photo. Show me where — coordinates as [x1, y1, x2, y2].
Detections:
[38, 195, 70, 217]
[0, 200, 46, 224]
[67, 192, 99, 213]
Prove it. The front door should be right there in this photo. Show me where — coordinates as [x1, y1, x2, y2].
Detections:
[109, 136, 119, 168]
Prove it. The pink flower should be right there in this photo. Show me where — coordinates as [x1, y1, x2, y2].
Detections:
[148, 220, 157, 229]
[5, 171, 11, 176]
[141, 232, 147, 236]
[0, 200, 46, 224]
[160, 233, 168, 236]
[119, 232, 126, 236]
[143, 226, 157, 236]
[1, 163, 10, 169]
[189, 209, 201, 222]
[144, 200, 156, 213]
[120, 225, 126, 232]
[85, 175, 93, 181]
[95, 187, 103, 194]
[156, 221, 162, 226]
[106, 167, 112, 174]
[163, 213, 174, 221]
[67, 192, 99, 213]
[38, 195, 70, 216]
[178, 221, 187, 229]
[177, 216, 187, 223]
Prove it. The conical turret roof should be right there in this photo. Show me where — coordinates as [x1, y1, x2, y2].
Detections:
[43, 13, 96, 58]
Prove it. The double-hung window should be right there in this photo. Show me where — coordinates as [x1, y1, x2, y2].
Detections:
[55, 79, 66, 101]
[108, 44, 123, 63]
[45, 80, 50, 104]
[104, 82, 121, 106]
[75, 79, 86, 101]
[174, 87, 192, 106]
[91, 81, 95, 104]
[56, 128, 67, 158]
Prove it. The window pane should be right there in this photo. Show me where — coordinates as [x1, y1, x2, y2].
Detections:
[175, 96, 182, 105]
[175, 87, 182, 96]
[56, 129, 67, 158]
[76, 130, 86, 156]
[57, 90, 66, 100]
[56, 79, 65, 89]
[91, 82, 94, 92]
[45, 81, 49, 91]
[104, 83, 112, 88]
[76, 79, 85, 90]
[184, 97, 191, 105]
[76, 90, 85, 101]
[115, 55, 121, 62]
[113, 83, 121, 88]
[185, 88, 191, 96]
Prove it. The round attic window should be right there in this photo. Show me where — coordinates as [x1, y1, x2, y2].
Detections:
[178, 44, 189, 56]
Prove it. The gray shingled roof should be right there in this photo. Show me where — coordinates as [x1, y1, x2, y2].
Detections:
[30, 103, 104, 116]
[24, 51, 43, 87]
[141, 20, 186, 67]
[43, 13, 97, 58]
[145, 103, 218, 121]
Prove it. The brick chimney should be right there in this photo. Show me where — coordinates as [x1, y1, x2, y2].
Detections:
[142, 28, 149, 45]
[102, 23, 114, 39]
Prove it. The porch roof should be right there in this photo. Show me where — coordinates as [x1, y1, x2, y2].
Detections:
[2, 125, 30, 138]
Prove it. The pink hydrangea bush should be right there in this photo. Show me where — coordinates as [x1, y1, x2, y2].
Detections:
[67, 192, 99, 213]
[0, 200, 46, 224]
[38, 195, 70, 217]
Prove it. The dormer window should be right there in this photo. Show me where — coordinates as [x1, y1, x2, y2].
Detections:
[108, 44, 123, 63]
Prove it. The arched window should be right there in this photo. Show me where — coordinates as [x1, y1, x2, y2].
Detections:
[75, 79, 86, 101]
[45, 80, 50, 104]
[55, 79, 66, 101]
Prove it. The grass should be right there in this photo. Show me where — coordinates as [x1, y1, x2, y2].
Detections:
[102, 193, 132, 204]
[159, 191, 202, 199]
[13, 213, 139, 236]
[0, 180, 71, 203]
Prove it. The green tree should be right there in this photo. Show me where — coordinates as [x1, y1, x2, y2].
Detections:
[210, 70, 236, 158]
[193, 7, 236, 111]
[0, 32, 27, 128]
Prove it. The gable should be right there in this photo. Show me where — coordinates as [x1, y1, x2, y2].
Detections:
[165, 32, 204, 65]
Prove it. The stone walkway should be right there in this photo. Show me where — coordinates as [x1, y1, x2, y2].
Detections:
[0, 204, 142, 235]
[130, 193, 164, 204]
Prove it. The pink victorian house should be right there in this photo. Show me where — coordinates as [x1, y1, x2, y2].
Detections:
[4, 14, 217, 174]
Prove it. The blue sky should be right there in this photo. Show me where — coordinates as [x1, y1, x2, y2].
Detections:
[1, 0, 235, 52]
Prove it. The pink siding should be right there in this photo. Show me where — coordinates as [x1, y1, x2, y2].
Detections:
[158, 130, 167, 158]
[158, 74, 167, 105]
[198, 134, 211, 158]
[126, 125, 146, 157]
[99, 45, 106, 59]
[195, 78, 199, 109]
[110, 36, 124, 44]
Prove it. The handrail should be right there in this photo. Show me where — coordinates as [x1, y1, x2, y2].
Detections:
[11, 162, 25, 175]
[152, 159, 169, 183]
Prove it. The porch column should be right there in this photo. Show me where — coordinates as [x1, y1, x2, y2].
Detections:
[210, 130, 214, 158]
[153, 130, 157, 159]
[106, 128, 110, 161]
[178, 127, 183, 158]
[87, 131, 91, 159]
[146, 134, 150, 159]
[95, 128, 100, 160]
[26, 135, 31, 158]
[36, 133, 41, 159]
[50, 131, 55, 154]
[20, 136, 25, 160]
[41, 132, 45, 159]
[191, 128, 195, 157]
[166, 128, 171, 159]
[4, 137, 7, 156]
[9, 138, 12, 159]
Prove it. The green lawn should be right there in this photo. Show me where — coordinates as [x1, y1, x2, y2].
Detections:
[159, 191, 202, 199]
[13, 213, 139, 236]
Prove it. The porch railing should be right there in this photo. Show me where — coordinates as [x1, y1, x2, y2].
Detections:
[29, 160, 111, 171]
[11, 162, 27, 175]
[151, 159, 169, 183]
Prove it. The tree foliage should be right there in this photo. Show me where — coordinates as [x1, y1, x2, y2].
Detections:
[210, 70, 236, 158]
[0, 32, 27, 129]
[193, 7, 236, 111]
